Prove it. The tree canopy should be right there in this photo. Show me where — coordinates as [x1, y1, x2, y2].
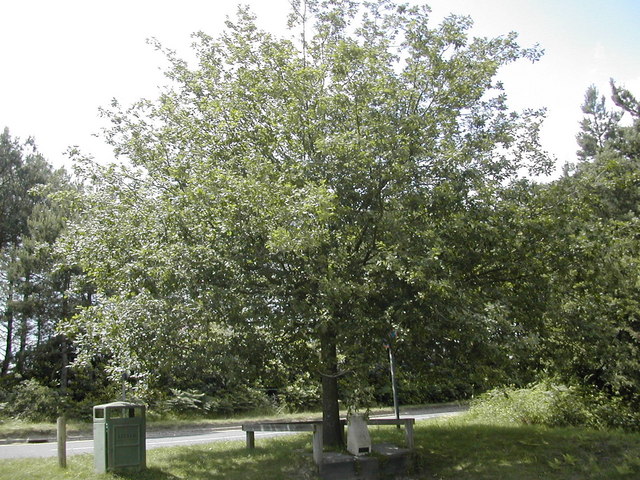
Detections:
[60, 0, 552, 445]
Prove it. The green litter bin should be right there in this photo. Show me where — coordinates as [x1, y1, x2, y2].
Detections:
[93, 401, 146, 473]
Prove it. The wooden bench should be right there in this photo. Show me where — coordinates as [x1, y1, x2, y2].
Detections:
[242, 421, 327, 465]
[242, 417, 415, 465]
[366, 417, 415, 449]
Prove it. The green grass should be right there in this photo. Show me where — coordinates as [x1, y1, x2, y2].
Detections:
[1, 415, 639, 479]
[407, 417, 640, 479]
[0, 437, 318, 480]
[0, 418, 92, 440]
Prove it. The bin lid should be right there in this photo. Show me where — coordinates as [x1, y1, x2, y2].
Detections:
[93, 401, 145, 410]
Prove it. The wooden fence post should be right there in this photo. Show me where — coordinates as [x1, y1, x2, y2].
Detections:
[57, 416, 67, 468]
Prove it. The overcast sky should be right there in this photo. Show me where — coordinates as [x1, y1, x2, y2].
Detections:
[2, 0, 639, 177]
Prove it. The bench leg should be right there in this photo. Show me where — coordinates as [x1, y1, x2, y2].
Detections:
[246, 431, 255, 449]
[312, 425, 323, 467]
[405, 422, 414, 449]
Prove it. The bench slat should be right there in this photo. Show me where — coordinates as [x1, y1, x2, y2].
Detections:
[242, 422, 320, 432]
[367, 418, 415, 426]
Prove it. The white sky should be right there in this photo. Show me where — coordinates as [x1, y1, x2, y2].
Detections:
[1, 0, 639, 177]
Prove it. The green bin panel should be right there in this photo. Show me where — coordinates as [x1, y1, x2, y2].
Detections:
[93, 402, 146, 473]
[111, 423, 144, 467]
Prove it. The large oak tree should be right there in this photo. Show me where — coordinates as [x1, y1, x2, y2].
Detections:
[62, 0, 550, 446]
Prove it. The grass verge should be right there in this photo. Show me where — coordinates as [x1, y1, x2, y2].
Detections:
[409, 417, 640, 479]
[1, 414, 639, 479]
[0, 419, 91, 440]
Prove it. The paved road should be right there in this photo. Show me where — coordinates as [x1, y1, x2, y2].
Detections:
[0, 407, 465, 460]
[0, 428, 295, 459]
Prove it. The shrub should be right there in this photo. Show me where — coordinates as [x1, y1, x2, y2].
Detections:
[468, 382, 640, 432]
[282, 373, 320, 412]
[208, 385, 273, 415]
[164, 389, 209, 414]
[0, 379, 61, 422]
[154, 385, 275, 417]
[468, 382, 558, 426]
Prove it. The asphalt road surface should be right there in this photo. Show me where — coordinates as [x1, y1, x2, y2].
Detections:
[0, 407, 465, 460]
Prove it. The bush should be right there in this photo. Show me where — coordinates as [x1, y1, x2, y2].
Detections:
[282, 373, 320, 412]
[468, 382, 640, 432]
[0, 379, 61, 422]
[164, 389, 209, 414]
[208, 385, 273, 415]
[154, 385, 275, 417]
[468, 382, 558, 426]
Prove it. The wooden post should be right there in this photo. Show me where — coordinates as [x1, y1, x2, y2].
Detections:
[312, 424, 323, 467]
[57, 416, 67, 468]
[246, 431, 255, 449]
[405, 420, 414, 449]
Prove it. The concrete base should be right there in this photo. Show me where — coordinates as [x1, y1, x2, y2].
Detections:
[319, 443, 414, 480]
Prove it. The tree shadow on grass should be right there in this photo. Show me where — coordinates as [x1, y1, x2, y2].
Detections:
[125, 436, 319, 480]
[406, 421, 640, 480]
[111, 467, 181, 480]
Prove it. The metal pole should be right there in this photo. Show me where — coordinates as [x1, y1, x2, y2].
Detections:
[57, 416, 67, 468]
[388, 346, 400, 425]
[122, 372, 127, 401]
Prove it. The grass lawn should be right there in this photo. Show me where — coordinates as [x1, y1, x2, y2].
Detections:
[411, 418, 640, 479]
[1, 415, 639, 479]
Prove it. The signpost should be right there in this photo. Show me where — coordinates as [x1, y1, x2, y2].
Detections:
[383, 331, 400, 425]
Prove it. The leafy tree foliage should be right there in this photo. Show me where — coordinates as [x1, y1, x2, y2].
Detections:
[542, 82, 640, 401]
[61, 0, 550, 444]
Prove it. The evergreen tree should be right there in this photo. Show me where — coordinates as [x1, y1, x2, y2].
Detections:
[576, 85, 622, 162]
[543, 81, 640, 400]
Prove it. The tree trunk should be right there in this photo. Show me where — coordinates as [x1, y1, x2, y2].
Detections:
[1, 303, 13, 376]
[15, 319, 27, 374]
[15, 273, 31, 375]
[320, 326, 343, 448]
[15, 307, 29, 375]
[60, 338, 68, 395]
[60, 272, 71, 395]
